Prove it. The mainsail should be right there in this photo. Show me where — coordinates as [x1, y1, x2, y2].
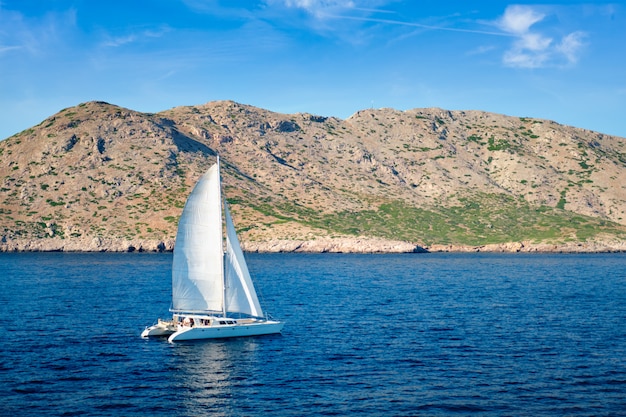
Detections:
[171, 164, 224, 313]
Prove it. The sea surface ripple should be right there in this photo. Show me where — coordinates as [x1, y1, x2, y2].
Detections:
[1, 252, 625, 416]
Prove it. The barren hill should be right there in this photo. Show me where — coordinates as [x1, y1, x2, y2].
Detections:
[1, 100, 625, 252]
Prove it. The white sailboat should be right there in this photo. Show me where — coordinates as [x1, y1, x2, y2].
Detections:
[141, 158, 283, 342]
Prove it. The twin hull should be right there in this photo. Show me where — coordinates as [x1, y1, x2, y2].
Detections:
[142, 317, 284, 343]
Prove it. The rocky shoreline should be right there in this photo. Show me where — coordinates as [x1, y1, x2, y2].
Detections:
[0, 237, 176, 253]
[1, 236, 625, 253]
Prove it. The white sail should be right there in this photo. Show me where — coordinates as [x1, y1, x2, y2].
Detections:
[224, 203, 263, 317]
[171, 164, 224, 313]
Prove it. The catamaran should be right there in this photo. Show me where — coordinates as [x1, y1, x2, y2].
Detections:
[141, 158, 283, 342]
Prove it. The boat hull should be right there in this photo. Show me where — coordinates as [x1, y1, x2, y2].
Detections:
[168, 320, 284, 342]
[141, 319, 177, 338]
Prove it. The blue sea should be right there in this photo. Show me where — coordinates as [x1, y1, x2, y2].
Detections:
[1, 252, 625, 416]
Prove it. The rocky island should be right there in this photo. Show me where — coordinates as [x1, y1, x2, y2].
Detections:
[1, 101, 625, 253]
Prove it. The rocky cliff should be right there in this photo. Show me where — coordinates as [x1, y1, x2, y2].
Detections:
[1, 100, 625, 252]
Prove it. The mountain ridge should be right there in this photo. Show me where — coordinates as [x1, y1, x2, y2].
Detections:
[1, 100, 625, 252]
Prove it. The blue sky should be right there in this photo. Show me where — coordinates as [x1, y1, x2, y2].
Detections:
[1, 0, 624, 140]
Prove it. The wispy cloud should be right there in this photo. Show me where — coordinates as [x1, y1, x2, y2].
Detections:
[556, 31, 586, 65]
[0, 7, 77, 58]
[102, 34, 137, 48]
[282, 0, 355, 16]
[272, 0, 510, 37]
[466, 45, 497, 57]
[268, 1, 589, 69]
[0, 44, 22, 55]
[495, 5, 586, 69]
[326, 13, 509, 37]
[100, 25, 171, 48]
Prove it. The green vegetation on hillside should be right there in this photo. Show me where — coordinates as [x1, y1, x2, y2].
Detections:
[241, 192, 626, 246]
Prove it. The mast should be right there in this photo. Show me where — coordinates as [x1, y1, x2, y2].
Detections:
[218, 155, 227, 318]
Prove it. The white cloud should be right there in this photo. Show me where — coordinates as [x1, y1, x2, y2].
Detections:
[495, 5, 586, 69]
[557, 31, 586, 65]
[263, 0, 367, 43]
[102, 34, 137, 48]
[518, 32, 552, 52]
[275, 0, 359, 19]
[101, 26, 170, 48]
[503, 47, 549, 69]
[283, 0, 355, 12]
[497, 5, 544, 35]
[0, 45, 21, 55]
[0, 8, 77, 58]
